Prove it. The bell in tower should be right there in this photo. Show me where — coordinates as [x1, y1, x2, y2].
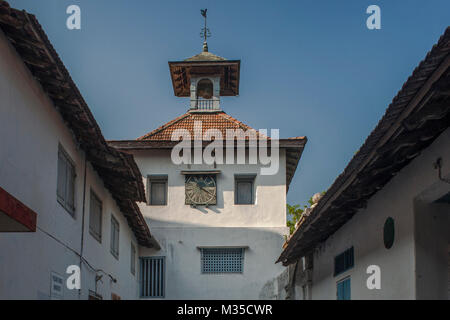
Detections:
[168, 9, 240, 112]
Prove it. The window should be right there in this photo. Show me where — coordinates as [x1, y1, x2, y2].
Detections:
[200, 248, 245, 274]
[383, 217, 395, 249]
[57, 145, 76, 216]
[131, 243, 136, 276]
[50, 272, 64, 299]
[234, 174, 256, 205]
[140, 257, 165, 298]
[89, 191, 102, 242]
[337, 277, 351, 300]
[147, 175, 168, 206]
[334, 247, 354, 276]
[196, 78, 213, 99]
[110, 215, 119, 259]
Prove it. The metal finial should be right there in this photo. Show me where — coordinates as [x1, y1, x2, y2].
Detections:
[200, 9, 211, 52]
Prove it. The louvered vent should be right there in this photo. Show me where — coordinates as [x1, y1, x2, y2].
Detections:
[140, 257, 165, 298]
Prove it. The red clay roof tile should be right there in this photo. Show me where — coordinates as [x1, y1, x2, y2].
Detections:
[137, 111, 267, 140]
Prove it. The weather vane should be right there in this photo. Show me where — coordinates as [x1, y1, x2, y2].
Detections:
[200, 9, 211, 51]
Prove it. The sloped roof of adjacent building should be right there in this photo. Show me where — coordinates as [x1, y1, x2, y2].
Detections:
[278, 26, 450, 266]
[0, 1, 159, 248]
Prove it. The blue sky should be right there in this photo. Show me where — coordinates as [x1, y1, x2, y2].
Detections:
[9, 0, 450, 205]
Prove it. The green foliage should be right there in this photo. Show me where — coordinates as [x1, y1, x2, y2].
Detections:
[286, 192, 326, 235]
[286, 204, 304, 235]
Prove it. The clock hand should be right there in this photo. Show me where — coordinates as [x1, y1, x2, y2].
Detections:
[199, 186, 215, 196]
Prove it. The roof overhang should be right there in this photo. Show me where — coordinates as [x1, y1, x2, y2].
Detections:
[181, 170, 222, 175]
[168, 60, 240, 97]
[108, 138, 307, 193]
[0, 187, 37, 232]
[0, 1, 158, 248]
[278, 27, 450, 266]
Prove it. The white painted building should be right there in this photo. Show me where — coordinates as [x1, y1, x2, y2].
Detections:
[109, 44, 307, 299]
[278, 27, 450, 300]
[0, 2, 159, 300]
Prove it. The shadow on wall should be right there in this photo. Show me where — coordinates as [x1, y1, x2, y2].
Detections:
[134, 148, 286, 214]
[139, 217, 290, 300]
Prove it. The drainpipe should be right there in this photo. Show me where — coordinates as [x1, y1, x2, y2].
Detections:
[78, 152, 88, 299]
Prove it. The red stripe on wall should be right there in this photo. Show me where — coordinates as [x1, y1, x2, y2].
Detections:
[0, 186, 37, 232]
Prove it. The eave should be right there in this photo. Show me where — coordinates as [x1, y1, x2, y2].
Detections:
[278, 26, 450, 266]
[0, 1, 158, 248]
[168, 60, 241, 97]
[108, 138, 307, 193]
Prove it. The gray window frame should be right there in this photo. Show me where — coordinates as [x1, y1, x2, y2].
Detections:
[234, 174, 256, 205]
[89, 190, 103, 243]
[140, 256, 165, 298]
[110, 214, 120, 259]
[57, 145, 76, 216]
[147, 175, 168, 206]
[131, 242, 136, 276]
[200, 247, 245, 274]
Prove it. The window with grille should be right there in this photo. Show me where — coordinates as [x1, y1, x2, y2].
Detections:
[235, 174, 256, 205]
[131, 242, 136, 276]
[201, 248, 245, 274]
[110, 215, 120, 259]
[147, 175, 168, 206]
[140, 257, 165, 298]
[334, 247, 354, 276]
[89, 191, 102, 243]
[57, 145, 76, 216]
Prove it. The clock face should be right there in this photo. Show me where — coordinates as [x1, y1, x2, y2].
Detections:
[185, 175, 217, 205]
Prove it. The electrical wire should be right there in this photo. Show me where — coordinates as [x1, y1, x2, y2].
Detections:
[36, 225, 117, 282]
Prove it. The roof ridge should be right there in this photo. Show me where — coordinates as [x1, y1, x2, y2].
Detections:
[137, 112, 191, 140]
[217, 112, 254, 131]
[136, 110, 279, 141]
[218, 112, 271, 139]
[184, 51, 227, 62]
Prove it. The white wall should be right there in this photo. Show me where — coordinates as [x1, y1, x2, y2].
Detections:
[0, 31, 139, 300]
[133, 149, 287, 228]
[132, 148, 290, 299]
[414, 201, 449, 299]
[309, 128, 450, 300]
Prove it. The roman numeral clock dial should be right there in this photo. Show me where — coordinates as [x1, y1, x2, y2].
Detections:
[185, 175, 217, 205]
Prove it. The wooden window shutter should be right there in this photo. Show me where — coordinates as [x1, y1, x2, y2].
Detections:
[57, 152, 67, 202]
[89, 192, 102, 242]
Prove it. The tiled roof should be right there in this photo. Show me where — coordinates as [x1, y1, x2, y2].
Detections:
[0, 1, 159, 248]
[110, 111, 307, 193]
[138, 111, 267, 140]
[277, 26, 450, 266]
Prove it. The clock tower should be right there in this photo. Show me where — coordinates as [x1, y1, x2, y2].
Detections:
[108, 9, 307, 300]
[168, 12, 240, 112]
